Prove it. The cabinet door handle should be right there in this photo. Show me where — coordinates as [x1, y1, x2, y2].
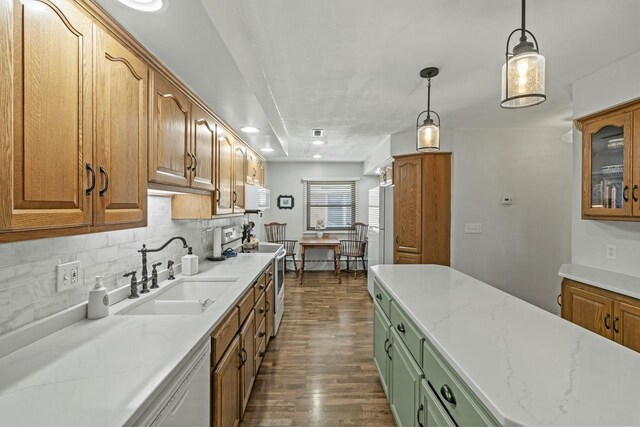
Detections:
[186, 152, 193, 170]
[99, 167, 109, 197]
[604, 313, 611, 330]
[387, 343, 392, 360]
[395, 236, 399, 244]
[85, 163, 96, 195]
[633, 185, 639, 202]
[417, 403, 424, 427]
[233, 191, 237, 203]
[215, 188, 221, 203]
[383, 338, 389, 355]
[397, 323, 406, 333]
[376, 293, 382, 300]
[440, 384, 456, 405]
[557, 294, 562, 307]
[614, 315, 620, 333]
[623, 185, 630, 202]
[191, 154, 198, 172]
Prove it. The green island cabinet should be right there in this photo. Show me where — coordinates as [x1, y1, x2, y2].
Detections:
[373, 278, 500, 427]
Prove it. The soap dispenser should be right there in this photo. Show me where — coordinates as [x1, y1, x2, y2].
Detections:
[182, 247, 199, 276]
[88, 276, 109, 319]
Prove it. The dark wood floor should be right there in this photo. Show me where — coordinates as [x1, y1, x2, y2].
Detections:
[240, 271, 395, 427]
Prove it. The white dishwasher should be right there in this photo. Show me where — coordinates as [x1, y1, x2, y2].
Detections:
[134, 340, 210, 427]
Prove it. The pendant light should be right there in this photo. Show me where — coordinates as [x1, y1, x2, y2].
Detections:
[416, 67, 441, 152]
[501, 0, 545, 109]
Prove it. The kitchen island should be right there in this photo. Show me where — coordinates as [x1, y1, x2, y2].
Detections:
[372, 264, 640, 426]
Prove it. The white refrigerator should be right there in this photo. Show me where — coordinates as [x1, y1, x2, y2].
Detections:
[367, 185, 394, 296]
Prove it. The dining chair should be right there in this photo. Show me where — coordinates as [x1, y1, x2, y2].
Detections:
[340, 222, 368, 278]
[264, 222, 299, 274]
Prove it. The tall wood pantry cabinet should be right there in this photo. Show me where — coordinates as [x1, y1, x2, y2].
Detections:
[577, 100, 640, 221]
[393, 153, 451, 265]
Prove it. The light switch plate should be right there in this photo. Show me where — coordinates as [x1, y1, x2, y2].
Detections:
[465, 223, 483, 234]
[56, 260, 81, 293]
[606, 244, 617, 260]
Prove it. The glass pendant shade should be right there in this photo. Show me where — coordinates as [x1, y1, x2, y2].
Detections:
[501, 51, 545, 108]
[417, 119, 440, 152]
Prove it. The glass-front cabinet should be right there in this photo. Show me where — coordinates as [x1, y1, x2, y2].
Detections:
[579, 104, 640, 220]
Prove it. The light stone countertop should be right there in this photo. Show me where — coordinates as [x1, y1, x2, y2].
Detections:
[0, 254, 273, 427]
[559, 263, 640, 300]
[372, 264, 640, 426]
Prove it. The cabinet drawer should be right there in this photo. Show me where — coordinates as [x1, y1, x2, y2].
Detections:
[255, 291, 267, 321]
[422, 340, 497, 427]
[238, 288, 255, 325]
[211, 307, 239, 366]
[390, 300, 423, 366]
[255, 335, 266, 372]
[254, 276, 266, 297]
[373, 279, 392, 317]
[256, 315, 267, 343]
[423, 379, 456, 427]
[266, 264, 274, 285]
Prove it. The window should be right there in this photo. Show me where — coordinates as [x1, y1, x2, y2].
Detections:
[304, 180, 358, 231]
[368, 186, 380, 229]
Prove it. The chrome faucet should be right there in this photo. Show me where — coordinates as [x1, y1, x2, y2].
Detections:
[139, 237, 190, 291]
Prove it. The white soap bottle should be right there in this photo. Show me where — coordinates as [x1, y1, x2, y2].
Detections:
[182, 247, 199, 276]
[88, 276, 109, 319]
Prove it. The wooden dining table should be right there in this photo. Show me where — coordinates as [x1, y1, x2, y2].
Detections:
[299, 237, 341, 284]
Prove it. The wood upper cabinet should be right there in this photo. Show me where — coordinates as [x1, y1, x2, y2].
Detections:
[561, 281, 613, 339]
[149, 71, 191, 187]
[216, 130, 234, 215]
[394, 156, 422, 254]
[190, 103, 216, 192]
[1, 0, 94, 232]
[94, 27, 147, 226]
[213, 335, 241, 427]
[246, 150, 264, 187]
[234, 144, 246, 213]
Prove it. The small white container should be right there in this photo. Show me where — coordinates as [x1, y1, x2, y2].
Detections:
[182, 248, 199, 276]
[88, 276, 109, 319]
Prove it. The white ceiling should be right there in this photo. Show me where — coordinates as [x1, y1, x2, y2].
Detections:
[97, 0, 640, 162]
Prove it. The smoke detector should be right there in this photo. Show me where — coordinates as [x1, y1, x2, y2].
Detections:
[312, 129, 324, 137]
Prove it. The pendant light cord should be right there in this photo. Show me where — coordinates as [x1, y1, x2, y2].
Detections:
[426, 77, 432, 120]
[520, 0, 527, 42]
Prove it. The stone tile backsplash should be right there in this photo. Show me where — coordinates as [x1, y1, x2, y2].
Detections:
[0, 196, 242, 336]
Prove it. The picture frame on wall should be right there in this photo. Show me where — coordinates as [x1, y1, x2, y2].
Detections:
[277, 195, 294, 209]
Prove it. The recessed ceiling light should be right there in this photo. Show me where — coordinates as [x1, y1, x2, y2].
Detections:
[312, 140, 326, 145]
[313, 154, 322, 159]
[260, 147, 274, 153]
[117, 0, 165, 12]
[241, 126, 260, 133]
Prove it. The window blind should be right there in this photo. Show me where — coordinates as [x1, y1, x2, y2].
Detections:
[368, 186, 380, 229]
[304, 180, 358, 231]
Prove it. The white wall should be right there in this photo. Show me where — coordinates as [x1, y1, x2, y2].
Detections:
[383, 126, 572, 313]
[363, 136, 391, 175]
[571, 51, 640, 276]
[263, 162, 378, 270]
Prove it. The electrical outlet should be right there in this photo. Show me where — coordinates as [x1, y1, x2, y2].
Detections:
[607, 244, 617, 260]
[56, 260, 81, 293]
[465, 223, 483, 234]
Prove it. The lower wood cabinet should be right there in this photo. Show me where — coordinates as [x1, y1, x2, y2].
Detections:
[562, 279, 640, 352]
[212, 335, 240, 427]
[265, 280, 275, 345]
[239, 310, 256, 416]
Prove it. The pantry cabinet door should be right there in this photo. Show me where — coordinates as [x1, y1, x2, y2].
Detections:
[190, 104, 216, 192]
[582, 112, 632, 218]
[94, 27, 147, 226]
[394, 157, 423, 254]
[5, 0, 94, 231]
[216, 132, 234, 215]
[149, 71, 190, 187]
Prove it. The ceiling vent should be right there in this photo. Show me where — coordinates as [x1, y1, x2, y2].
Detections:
[312, 129, 324, 137]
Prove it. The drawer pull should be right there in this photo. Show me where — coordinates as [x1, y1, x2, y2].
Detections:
[259, 351, 265, 357]
[259, 307, 265, 314]
[557, 294, 561, 307]
[259, 284, 265, 290]
[259, 331, 265, 338]
[397, 323, 406, 333]
[604, 313, 611, 330]
[375, 293, 382, 300]
[614, 315, 620, 333]
[440, 384, 456, 405]
[417, 403, 424, 427]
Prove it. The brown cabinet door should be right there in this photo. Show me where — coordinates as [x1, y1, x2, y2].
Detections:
[149, 71, 190, 187]
[562, 282, 614, 339]
[394, 157, 423, 254]
[395, 252, 422, 264]
[423, 154, 451, 265]
[5, 0, 94, 231]
[216, 132, 234, 215]
[257, 159, 265, 188]
[633, 110, 640, 217]
[234, 144, 246, 213]
[239, 310, 256, 418]
[265, 280, 274, 343]
[213, 335, 241, 427]
[582, 112, 632, 218]
[614, 301, 640, 352]
[246, 151, 259, 185]
[190, 104, 216, 192]
[94, 27, 147, 226]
